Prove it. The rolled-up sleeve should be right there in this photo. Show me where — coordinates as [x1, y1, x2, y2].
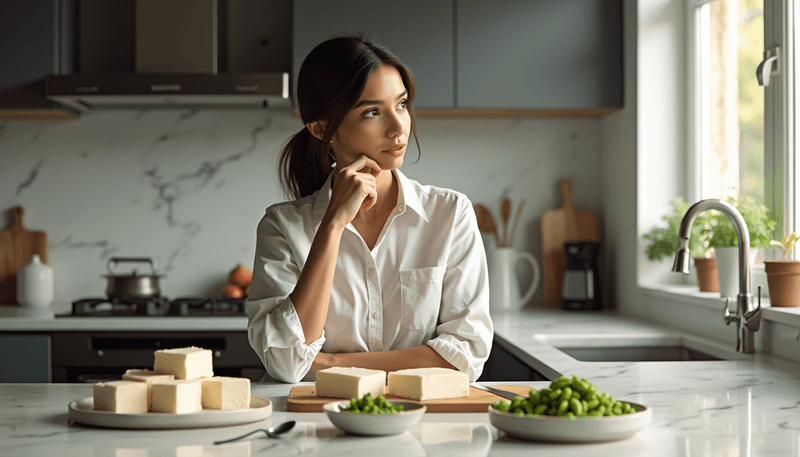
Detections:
[246, 208, 324, 383]
[427, 196, 493, 382]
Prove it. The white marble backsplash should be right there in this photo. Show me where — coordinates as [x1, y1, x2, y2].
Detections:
[0, 110, 602, 302]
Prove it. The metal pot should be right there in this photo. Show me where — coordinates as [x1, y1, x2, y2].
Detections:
[103, 257, 163, 299]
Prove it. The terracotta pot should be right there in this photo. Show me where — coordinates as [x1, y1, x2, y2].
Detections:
[694, 258, 719, 292]
[765, 260, 800, 307]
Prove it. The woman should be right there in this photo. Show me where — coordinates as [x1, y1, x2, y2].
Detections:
[247, 35, 492, 383]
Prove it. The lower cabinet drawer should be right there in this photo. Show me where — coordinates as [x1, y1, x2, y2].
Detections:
[0, 334, 52, 383]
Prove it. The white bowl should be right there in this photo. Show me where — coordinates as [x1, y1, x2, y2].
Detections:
[323, 400, 426, 436]
[488, 401, 652, 443]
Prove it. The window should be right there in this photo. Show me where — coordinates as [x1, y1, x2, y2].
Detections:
[688, 0, 795, 250]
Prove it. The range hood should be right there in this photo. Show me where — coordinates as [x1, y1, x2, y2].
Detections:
[46, 73, 291, 111]
[45, 0, 291, 111]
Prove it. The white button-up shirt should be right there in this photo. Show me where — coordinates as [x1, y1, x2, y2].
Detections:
[246, 169, 493, 383]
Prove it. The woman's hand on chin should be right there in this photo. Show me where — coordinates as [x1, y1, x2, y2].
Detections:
[324, 155, 381, 230]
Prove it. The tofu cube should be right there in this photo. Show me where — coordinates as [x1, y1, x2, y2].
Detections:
[315, 367, 386, 399]
[153, 346, 213, 380]
[93, 380, 148, 413]
[387, 367, 469, 401]
[201, 376, 251, 410]
[150, 380, 203, 414]
[121, 368, 176, 410]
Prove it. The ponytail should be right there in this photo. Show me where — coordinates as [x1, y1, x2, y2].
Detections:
[278, 128, 333, 200]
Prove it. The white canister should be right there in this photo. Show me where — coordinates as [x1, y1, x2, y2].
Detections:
[17, 254, 54, 307]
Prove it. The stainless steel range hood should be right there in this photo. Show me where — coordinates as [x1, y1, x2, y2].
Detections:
[46, 73, 291, 111]
[45, 0, 291, 111]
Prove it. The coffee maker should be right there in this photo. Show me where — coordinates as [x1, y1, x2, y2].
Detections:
[561, 241, 601, 310]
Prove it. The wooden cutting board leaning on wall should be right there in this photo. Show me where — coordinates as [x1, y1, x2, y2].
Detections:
[0, 206, 49, 305]
[540, 180, 599, 308]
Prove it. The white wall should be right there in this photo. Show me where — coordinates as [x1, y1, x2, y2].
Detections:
[0, 110, 604, 304]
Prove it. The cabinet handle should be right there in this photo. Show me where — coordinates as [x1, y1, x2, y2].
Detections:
[97, 350, 104, 357]
[235, 85, 258, 92]
[76, 86, 98, 93]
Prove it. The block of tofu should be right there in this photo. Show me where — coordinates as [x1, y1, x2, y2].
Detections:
[93, 380, 148, 413]
[122, 369, 176, 410]
[201, 376, 251, 410]
[315, 367, 386, 399]
[153, 346, 213, 380]
[387, 367, 469, 401]
[150, 380, 203, 414]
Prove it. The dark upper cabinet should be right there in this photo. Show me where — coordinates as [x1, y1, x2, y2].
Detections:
[293, 0, 623, 117]
[292, 0, 454, 109]
[0, 0, 78, 119]
[456, 0, 623, 111]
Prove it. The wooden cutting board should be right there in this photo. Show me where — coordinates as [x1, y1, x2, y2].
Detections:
[0, 206, 49, 305]
[541, 180, 599, 308]
[287, 385, 534, 413]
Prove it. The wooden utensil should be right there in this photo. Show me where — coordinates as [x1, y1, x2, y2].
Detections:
[501, 198, 512, 245]
[508, 200, 526, 247]
[474, 204, 500, 246]
[0, 206, 49, 305]
[286, 385, 533, 413]
[540, 181, 599, 308]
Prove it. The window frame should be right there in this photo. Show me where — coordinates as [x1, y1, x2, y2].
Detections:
[686, 0, 796, 254]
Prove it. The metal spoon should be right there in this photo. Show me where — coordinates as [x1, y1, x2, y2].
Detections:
[214, 420, 296, 445]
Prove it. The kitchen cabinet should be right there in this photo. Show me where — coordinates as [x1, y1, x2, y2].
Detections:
[455, 0, 623, 112]
[0, 0, 78, 119]
[75, 0, 291, 75]
[0, 334, 52, 382]
[51, 331, 271, 383]
[292, 0, 622, 117]
[292, 0, 454, 109]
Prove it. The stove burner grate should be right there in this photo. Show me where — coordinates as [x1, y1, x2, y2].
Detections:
[65, 296, 247, 317]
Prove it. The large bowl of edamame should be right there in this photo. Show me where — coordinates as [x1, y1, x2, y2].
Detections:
[323, 394, 426, 436]
[488, 376, 652, 443]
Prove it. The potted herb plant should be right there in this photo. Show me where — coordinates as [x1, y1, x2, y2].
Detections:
[643, 198, 717, 291]
[765, 232, 800, 307]
[707, 195, 776, 298]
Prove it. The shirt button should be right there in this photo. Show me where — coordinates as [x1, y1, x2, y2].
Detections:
[368, 267, 375, 276]
[372, 312, 379, 319]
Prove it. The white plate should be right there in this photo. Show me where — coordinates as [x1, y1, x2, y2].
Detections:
[68, 396, 272, 430]
[489, 402, 651, 443]
[323, 400, 426, 436]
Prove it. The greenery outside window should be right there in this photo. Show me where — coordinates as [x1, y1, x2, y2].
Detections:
[687, 0, 796, 258]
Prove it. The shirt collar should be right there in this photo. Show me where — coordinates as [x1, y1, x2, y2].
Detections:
[394, 169, 429, 222]
[311, 168, 430, 231]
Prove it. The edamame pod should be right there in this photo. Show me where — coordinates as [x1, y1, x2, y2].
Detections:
[557, 400, 570, 416]
[569, 397, 583, 415]
[559, 387, 572, 404]
[551, 376, 571, 389]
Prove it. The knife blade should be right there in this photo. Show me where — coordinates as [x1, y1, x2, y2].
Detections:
[471, 383, 528, 400]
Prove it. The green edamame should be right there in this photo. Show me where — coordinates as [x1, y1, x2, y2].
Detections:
[342, 393, 405, 414]
[490, 376, 639, 419]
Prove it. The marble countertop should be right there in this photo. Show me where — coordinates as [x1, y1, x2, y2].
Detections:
[0, 302, 248, 331]
[2, 308, 800, 456]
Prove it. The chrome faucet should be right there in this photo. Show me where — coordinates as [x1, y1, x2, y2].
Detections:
[671, 199, 761, 353]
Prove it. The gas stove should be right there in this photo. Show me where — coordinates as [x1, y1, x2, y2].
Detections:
[58, 296, 248, 317]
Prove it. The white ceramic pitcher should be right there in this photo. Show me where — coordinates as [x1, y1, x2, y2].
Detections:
[487, 247, 541, 311]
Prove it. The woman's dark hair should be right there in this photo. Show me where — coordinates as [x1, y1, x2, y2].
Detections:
[278, 34, 421, 200]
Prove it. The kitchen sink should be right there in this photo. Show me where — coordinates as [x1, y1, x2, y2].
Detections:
[534, 334, 748, 362]
[556, 345, 720, 362]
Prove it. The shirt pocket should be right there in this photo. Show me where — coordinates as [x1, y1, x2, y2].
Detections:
[399, 265, 446, 330]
